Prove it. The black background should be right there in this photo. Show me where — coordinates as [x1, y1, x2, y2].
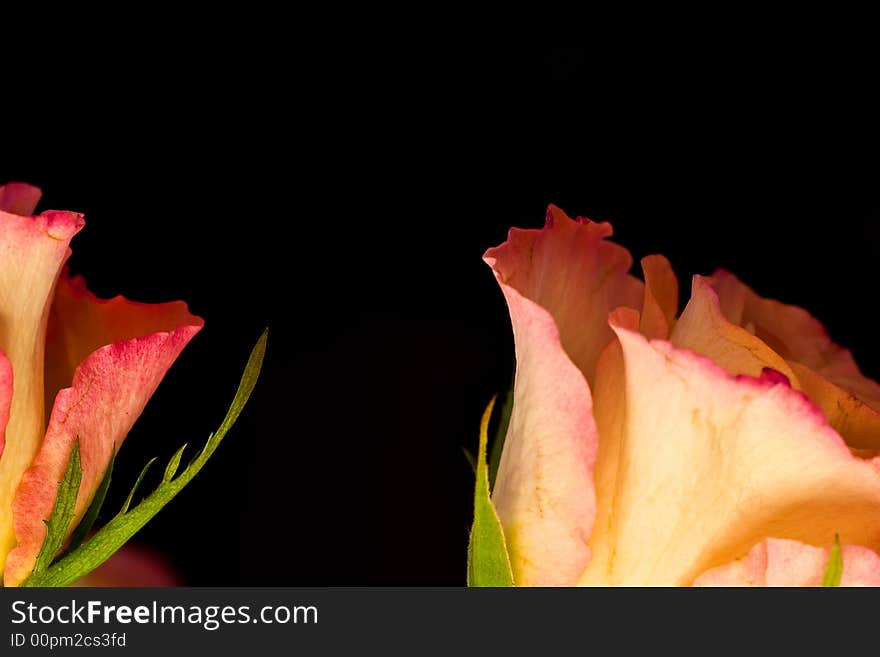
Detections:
[3, 36, 879, 585]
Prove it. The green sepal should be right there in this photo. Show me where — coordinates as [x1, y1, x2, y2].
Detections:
[488, 380, 513, 491]
[30, 440, 83, 579]
[21, 329, 267, 588]
[62, 447, 115, 558]
[822, 534, 843, 587]
[466, 396, 514, 587]
[120, 457, 158, 516]
[163, 443, 188, 482]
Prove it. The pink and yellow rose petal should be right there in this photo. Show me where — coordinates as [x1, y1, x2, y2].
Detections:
[0, 182, 202, 587]
[485, 205, 880, 586]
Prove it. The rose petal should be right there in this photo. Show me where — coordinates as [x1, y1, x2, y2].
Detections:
[712, 269, 880, 449]
[0, 182, 42, 217]
[787, 361, 880, 450]
[711, 269, 868, 380]
[639, 255, 679, 340]
[0, 206, 84, 576]
[71, 544, 180, 587]
[44, 272, 204, 408]
[589, 307, 639, 576]
[693, 537, 880, 587]
[483, 206, 642, 585]
[579, 323, 880, 586]
[593, 258, 678, 553]
[484, 205, 643, 385]
[486, 284, 597, 586]
[671, 275, 800, 385]
[3, 276, 203, 586]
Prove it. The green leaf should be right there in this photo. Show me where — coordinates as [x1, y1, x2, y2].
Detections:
[22, 329, 267, 588]
[31, 440, 83, 578]
[163, 443, 188, 482]
[488, 380, 513, 491]
[62, 447, 115, 557]
[120, 458, 157, 516]
[822, 533, 843, 587]
[467, 396, 514, 587]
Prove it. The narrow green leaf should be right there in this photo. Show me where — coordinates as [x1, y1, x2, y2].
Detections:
[120, 457, 157, 516]
[23, 329, 267, 588]
[63, 447, 115, 557]
[822, 534, 843, 587]
[31, 440, 83, 577]
[488, 380, 513, 491]
[163, 443, 188, 482]
[467, 396, 514, 587]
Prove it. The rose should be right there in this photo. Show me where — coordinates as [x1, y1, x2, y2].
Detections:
[0, 182, 203, 587]
[483, 205, 880, 586]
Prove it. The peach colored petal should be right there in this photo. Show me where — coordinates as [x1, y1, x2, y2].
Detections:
[694, 538, 880, 587]
[711, 269, 863, 378]
[589, 307, 639, 576]
[0, 205, 84, 575]
[788, 361, 880, 450]
[483, 207, 642, 585]
[3, 276, 202, 587]
[483, 272, 598, 586]
[484, 205, 643, 386]
[579, 323, 880, 586]
[72, 544, 180, 587]
[712, 270, 880, 448]
[0, 350, 11, 461]
[595, 260, 678, 561]
[671, 275, 800, 385]
[0, 182, 42, 217]
[639, 255, 679, 340]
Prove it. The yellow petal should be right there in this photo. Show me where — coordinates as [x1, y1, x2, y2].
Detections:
[639, 255, 679, 340]
[671, 275, 799, 385]
[579, 323, 880, 586]
[589, 307, 639, 577]
[788, 361, 880, 450]
[0, 205, 83, 570]
[712, 270, 880, 448]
